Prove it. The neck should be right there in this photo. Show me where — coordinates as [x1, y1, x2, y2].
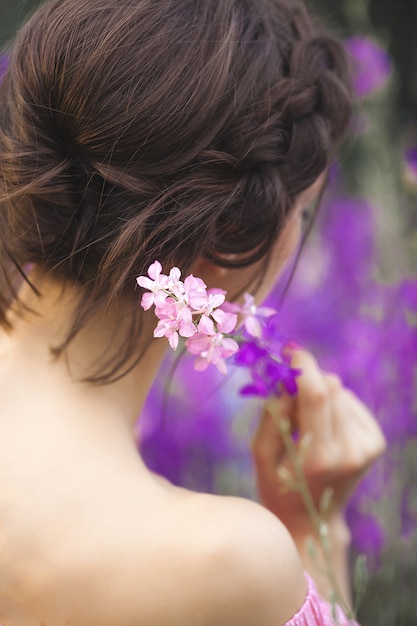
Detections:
[6, 269, 167, 437]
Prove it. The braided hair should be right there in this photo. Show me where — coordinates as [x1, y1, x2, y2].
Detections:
[0, 0, 352, 381]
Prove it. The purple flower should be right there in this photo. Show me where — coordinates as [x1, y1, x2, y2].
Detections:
[405, 147, 417, 187]
[234, 341, 268, 368]
[345, 37, 392, 98]
[399, 278, 417, 309]
[240, 358, 301, 398]
[235, 315, 302, 398]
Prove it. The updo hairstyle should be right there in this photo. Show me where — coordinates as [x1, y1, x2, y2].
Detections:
[0, 0, 352, 381]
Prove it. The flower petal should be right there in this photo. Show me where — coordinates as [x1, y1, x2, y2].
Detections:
[168, 331, 179, 350]
[141, 292, 154, 311]
[215, 359, 228, 375]
[186, 334, 211, 354]
[169, 267, 181, 282]
[213, 309, 237, 333]
[193, 356, 210, 371]
[137, 276, 154, 290]
[245, 316, 262, 338]
[198, 315, 215, 335]
[148, 260, 162, 280]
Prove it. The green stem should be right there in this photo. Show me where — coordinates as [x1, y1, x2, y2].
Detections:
[270, 409, 356, 622]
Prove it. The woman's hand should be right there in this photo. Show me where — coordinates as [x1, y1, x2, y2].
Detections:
[252, 348, 386, 604]
[252, 348, 387, 535]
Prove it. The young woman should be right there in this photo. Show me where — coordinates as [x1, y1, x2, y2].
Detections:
[0, 0, 386, 624]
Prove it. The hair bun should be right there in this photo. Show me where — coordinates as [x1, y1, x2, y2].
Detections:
[0, 0, 352, 382]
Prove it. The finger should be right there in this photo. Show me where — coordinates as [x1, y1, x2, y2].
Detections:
[327, 385, 387, 471]
[342, 389, 385, 438]
[328, 384, 385, 449]
[323, 374, 382, 436]
[339, 390, 387, 459]
[322, 372, 342, 390]
[289, 349, 333, 441]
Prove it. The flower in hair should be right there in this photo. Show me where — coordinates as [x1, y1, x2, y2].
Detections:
[186, 333, 239, 375]
[137, 262, 301, 394]
[137, 261, 169, 310]
[137, 262, 238, 366]
[237, 293, 276, 338]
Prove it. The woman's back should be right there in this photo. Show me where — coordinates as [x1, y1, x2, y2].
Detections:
[0, 318, 306, 626]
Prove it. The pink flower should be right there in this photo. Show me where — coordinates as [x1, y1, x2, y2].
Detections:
[137, 261, 169, 310]
[166, 266, 183, 295]
[239, 293, 276, 338]
[153, 301, 196, 349]
[154, 318, 181, 350]
[154, 295, 176, 318]
[137, 262, 260, 372]
[212, 308, 238, 334]
[196, 308, 237, 337]
[194, 293, 231, 336]
[220, 300, 241, 314]
[206, 288, 227, 309]
[197, 315, 216, 336]
[186, 333, 239, 375]
[183, 275, 209, 310]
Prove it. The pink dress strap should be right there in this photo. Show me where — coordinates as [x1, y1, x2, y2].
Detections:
[284, 573, 360, 626]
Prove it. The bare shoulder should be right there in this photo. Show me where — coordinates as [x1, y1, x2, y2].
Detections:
[97, 485, 308, 625]
[20, 477, 307, 626]
[167, 490, 308, 626]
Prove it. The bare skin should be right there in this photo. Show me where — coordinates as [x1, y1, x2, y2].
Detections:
[0, 279, 305, 626]
[0, 180, 385, 625]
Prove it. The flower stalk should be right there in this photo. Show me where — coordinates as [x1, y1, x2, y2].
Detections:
[267, 398, 357, 622]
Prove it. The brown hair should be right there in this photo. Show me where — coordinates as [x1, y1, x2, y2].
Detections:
[0, 0, 351, 382]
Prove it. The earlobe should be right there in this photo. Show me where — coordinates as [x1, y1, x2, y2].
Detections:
[192, 257, 230, 279]
[211, 264, 229, 278]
